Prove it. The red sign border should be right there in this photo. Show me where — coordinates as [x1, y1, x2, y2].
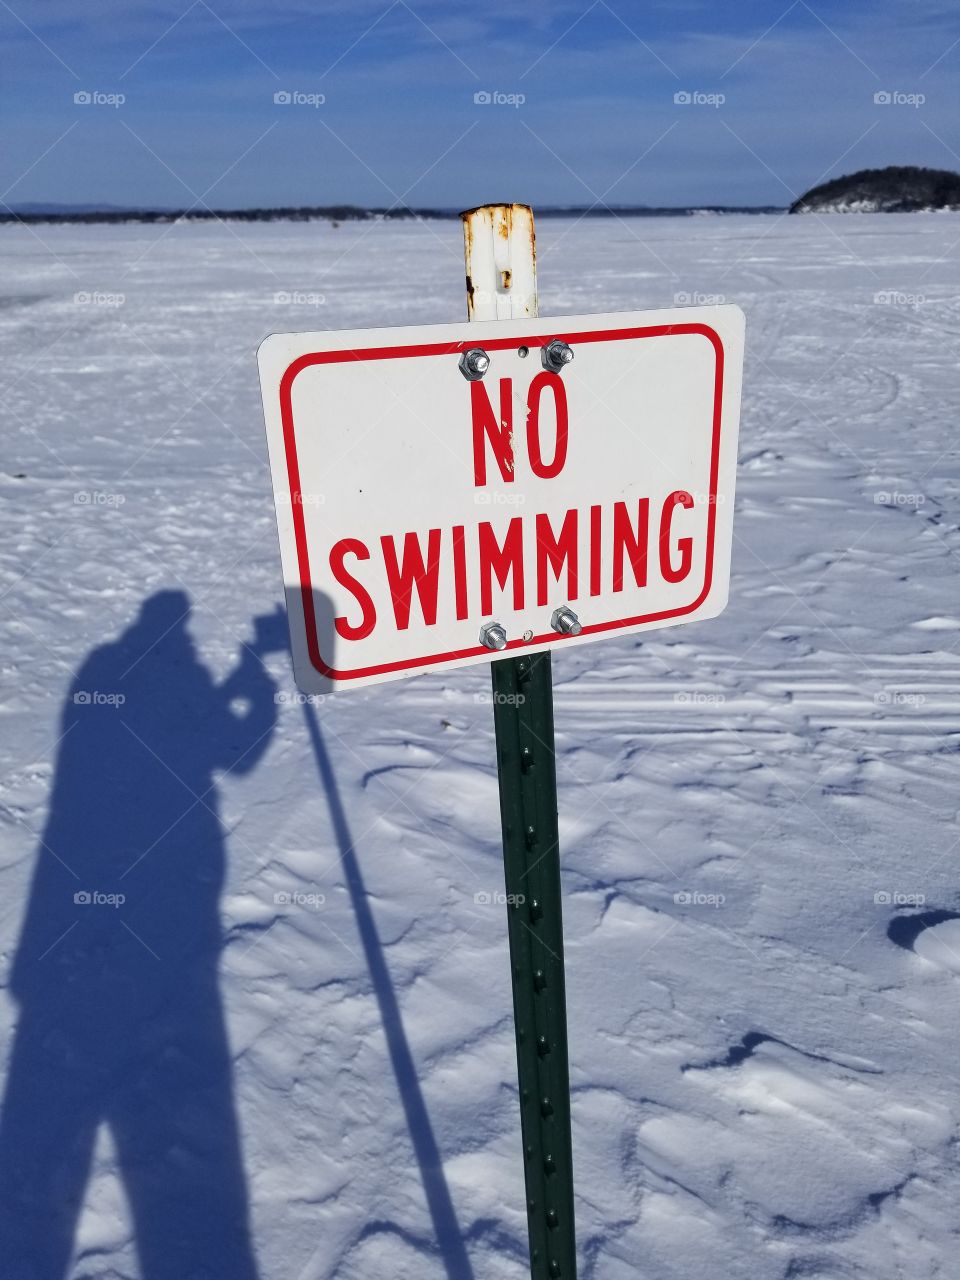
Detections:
[278, 323, 726, 681]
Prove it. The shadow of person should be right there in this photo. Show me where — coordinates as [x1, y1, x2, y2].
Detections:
[0, 590, 280, 1280]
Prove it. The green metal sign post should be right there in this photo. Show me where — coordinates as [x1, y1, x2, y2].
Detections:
[491, 651, 576, 1280]
[462, 204, 578, 1280]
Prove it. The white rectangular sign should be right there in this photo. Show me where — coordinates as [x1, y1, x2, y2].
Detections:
[258, 306, 744, 692]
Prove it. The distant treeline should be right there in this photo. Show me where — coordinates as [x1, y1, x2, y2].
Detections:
[0, 204, 785, 227]
[0, 205, 440, 227]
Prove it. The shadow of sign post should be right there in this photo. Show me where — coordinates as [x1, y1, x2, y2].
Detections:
[299, 691, 475, 1280]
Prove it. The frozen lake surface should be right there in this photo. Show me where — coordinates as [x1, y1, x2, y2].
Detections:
[1, 212, 960, 1278]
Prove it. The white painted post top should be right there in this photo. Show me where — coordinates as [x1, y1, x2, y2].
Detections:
[461, 203, 538, 321]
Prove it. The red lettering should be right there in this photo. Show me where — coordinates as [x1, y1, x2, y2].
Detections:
[613, 499, 649, 592]
[526, 372, 568, 479]
[330, 538, 376, 640]
[452, 524, 468, 620]
[659, 490, 694, 583]
[478, 518, 525, 614]
[381, 529, 442, 630]
[589, 503, 602, 596]
[471, 378, 514, 485]
[535, 510, 578, 606]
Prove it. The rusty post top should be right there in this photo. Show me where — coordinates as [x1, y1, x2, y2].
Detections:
[458, 202, 533, 221]
[460, 203, 537, 321]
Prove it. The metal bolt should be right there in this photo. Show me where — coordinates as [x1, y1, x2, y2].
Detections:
[479, 621, 507, 650]
[459, 347, 491, 381]
[541, 339, 574, 373]
[551, 605, 582, 636]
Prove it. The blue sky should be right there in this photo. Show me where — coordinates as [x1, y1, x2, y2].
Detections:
[3, 0, 959, 209]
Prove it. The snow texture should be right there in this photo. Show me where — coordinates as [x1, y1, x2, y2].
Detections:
[0, 212, 959, 1279]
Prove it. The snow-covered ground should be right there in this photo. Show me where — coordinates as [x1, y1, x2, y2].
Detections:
[1, 211, 960, 1279]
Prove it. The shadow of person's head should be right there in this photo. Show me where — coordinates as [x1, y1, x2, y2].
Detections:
[134, 586, 192, 637]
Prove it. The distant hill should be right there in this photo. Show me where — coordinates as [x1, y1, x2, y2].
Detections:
[790, 165, 960, 213]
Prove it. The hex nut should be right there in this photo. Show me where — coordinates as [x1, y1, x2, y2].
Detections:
[551, 606, 582, 636]
[479, 621, 508, 650]
[541, 340, 574, 373]
[459, 347, 491, 381]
